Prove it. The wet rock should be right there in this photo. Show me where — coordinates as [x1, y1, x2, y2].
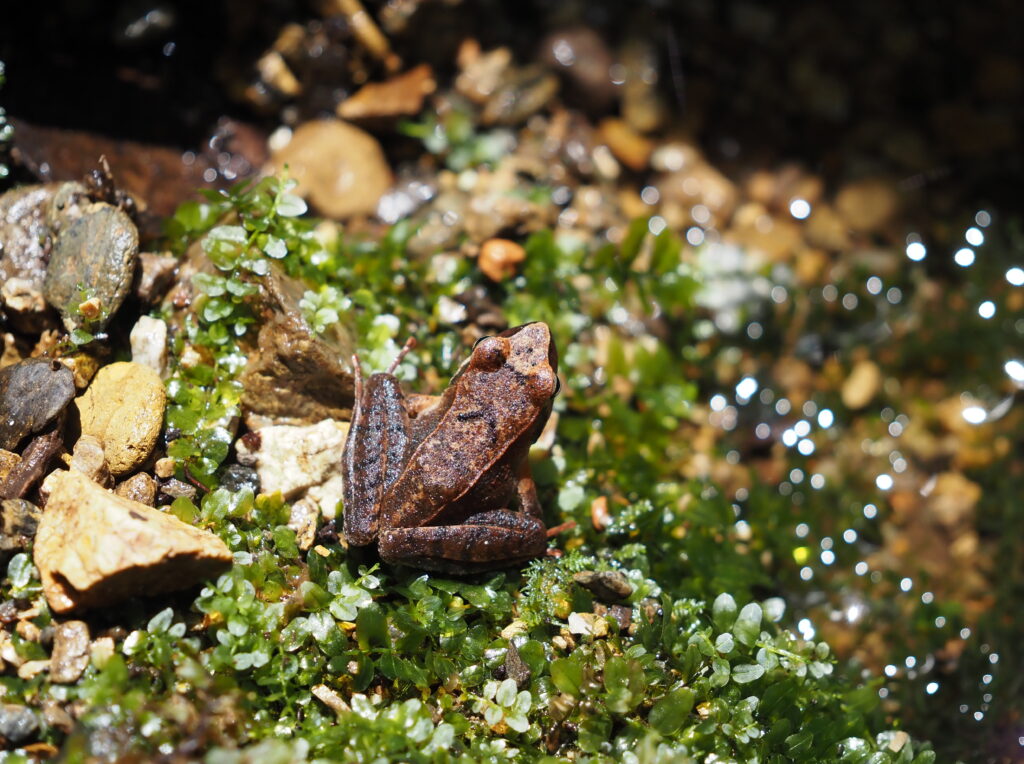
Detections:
[478, 238, 526, 282]
[271, 120, 392, 219]
[34, 470, 233, 613]
[158, 478, 197, 504]
[804, 203, 851, 251]
[657, 149, 738, 228]
[0, 499, 41, 559]
[337, 64, 436, 122]
[236, 420, 349, 518]
[541, 27, 615, 110]
[481, 65, 559, 126]
[43, 202, 139, 332]
[114, 473, 157, 506]
[503, 641, 531, 689]
[573, 570, 634, 602]
[241, 311, 354, 425]
[49, 621, 90, 683]
[0, 704, 39, 745]
[134, 252, 178, 304]
[218, 464, 260, 495]
[598, 118, 653, 172]
[567, 611, 609, 637]
[42, 700, 74, 735]
[129, 316, 169, 377]
[0, 451, 20, 484]
[0, 358, 75, 451]
[69, 435, 112, 488]
[841, 360, 882, 410]
[75, 362, 166, 476]
[456, 43, 513, 104]
[835, 178, 899, 233]
[288, 498, 320, 552]
[60, 351, 102, 390]
[0, 185, 56, 333]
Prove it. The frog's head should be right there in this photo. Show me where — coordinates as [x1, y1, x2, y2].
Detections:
[468, 322, 559, 403]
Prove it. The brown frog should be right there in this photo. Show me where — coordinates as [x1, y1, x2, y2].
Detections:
[342, 322, 559, 573]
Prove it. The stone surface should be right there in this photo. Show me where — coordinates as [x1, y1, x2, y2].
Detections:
[573, 570, 634, 602]
[0, 185, 57, 333]
[43, 201, 139, 332]
[288, 498, 320, 551]
[598, 118, 653, 171]
[241, 311, 354, 425]
[835, 178, 899, 233]
[0, 703, 39, 745]
[0, 450, 20, 484]
[271, 120, 392, 219]
[0, 499, 42, 559]
[236, 419, 349, 502]
[75, 362, 166, 476]
[49, 620, 90, 683]
[114, 472, 158, 506]
[478, 238, 526, 282]
[69, 435, 111, 487]
[0, 358, 76, 451]
[134, 252, 178, 304]
[129, 315, 169, 376]
[841, 360, 882, 410]
[34, 470, 233, 613]
[336, 64, 436, 121]
[218, 464, 260, 495]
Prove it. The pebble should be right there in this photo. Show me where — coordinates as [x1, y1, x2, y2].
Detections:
[0, 358, 76, 451]
[567, 611, 609, 637]
[271, 120, 392, 219]
[835, 178, 899, 233]
[69, 435, 111, 487]
[841, 360, 882, 410]
[114, 472, 157, 506]
[75, 362, 166, 476]
[573, 570, 634, 602]
[217, 464, 260, 494]
[0, 499, 41, 559]
[129, 315, 169, 377]
[33, 470, 233, 613]
[0, 185, 56, 333]
[42, 202, 139, 332]
[288, 498, 320, 552]
[0, 704, 40, 745]
[478, 238, 526, 282]
[337, 64, 436, 121]
[598, 118, 653, 171]
[49, 621, 90, 683]
[134, 252, 178, 304]
[236, 419, 348, 501]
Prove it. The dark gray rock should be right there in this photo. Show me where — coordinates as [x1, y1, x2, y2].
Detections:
[43, 201, 139, 332]
[219, 464, 260, 494]
[0, 499, 42, 557]
[0, 703, 40, 745]
[573, 570, 634, 602]
[0, 358, 75, 451]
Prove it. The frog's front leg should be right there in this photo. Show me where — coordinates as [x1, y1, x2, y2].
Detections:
[379, 510, 548, 573]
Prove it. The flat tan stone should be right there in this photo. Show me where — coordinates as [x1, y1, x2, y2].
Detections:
[841, 360, 882, 410]
[271, 120, 392, 219]
[49, 621, 90, 684]
[34, 470, 232, 614]
[75, 362, 166, 476]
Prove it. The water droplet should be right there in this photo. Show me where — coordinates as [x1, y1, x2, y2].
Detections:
[817, 409, 834, 428]
[906, 241, 927, 261]
[965, 227, 984, 246]
[735, 376, 758, 400]
[1006, 267, 1024, 286]
[926, 682, 939, 695]
[962, 406, 987, 424]
[876, 474, 894, 490]
[789, 198, 811, 219]
[866, 276, 883, 294]
[954, 248, 975, 267]
[978, 300, 996, 319]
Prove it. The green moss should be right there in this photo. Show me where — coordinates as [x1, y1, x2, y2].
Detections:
[0, 176, 943, 761]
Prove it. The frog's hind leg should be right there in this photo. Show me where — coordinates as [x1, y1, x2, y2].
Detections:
[379, 510, 548, 573]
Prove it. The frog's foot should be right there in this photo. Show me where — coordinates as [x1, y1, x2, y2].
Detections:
[379, 509, 547, 573]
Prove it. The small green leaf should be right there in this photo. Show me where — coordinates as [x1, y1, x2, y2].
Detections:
[732, 663, 766, 684]
[550, 658, 583, 696]
[649, 686, 696, 735]
[733, 602, 763, 647]
[276, 193, 307, 217]
[264, 236, 287, 259]
[715, 632, 735, 654]
[712, 593, 737, 631]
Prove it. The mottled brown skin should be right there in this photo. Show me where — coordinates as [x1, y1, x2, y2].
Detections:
[342, 323, 559, 573]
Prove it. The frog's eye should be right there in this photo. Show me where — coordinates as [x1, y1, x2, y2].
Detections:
[471, 336, 506, 371]
[553, 376, 561, 397]
[472, 335, 492, 349]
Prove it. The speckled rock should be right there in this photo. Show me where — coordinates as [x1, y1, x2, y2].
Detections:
[49, 620, 90, 683]
[0, 358, 75, 451]
[129, 315, 168, 377]
[43, 201, 139, 332]
[69, 435, 112, 488]
[0, 499, 41, 560]
[34, 470, 233, 613]
[75, 362, 166, 476]
[0, 185, 57, 333]
[0, 703, 39, 746]
[236, 419, 348, 519]
[114, 472, 158, 506]
[271, 120, 392, 219]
